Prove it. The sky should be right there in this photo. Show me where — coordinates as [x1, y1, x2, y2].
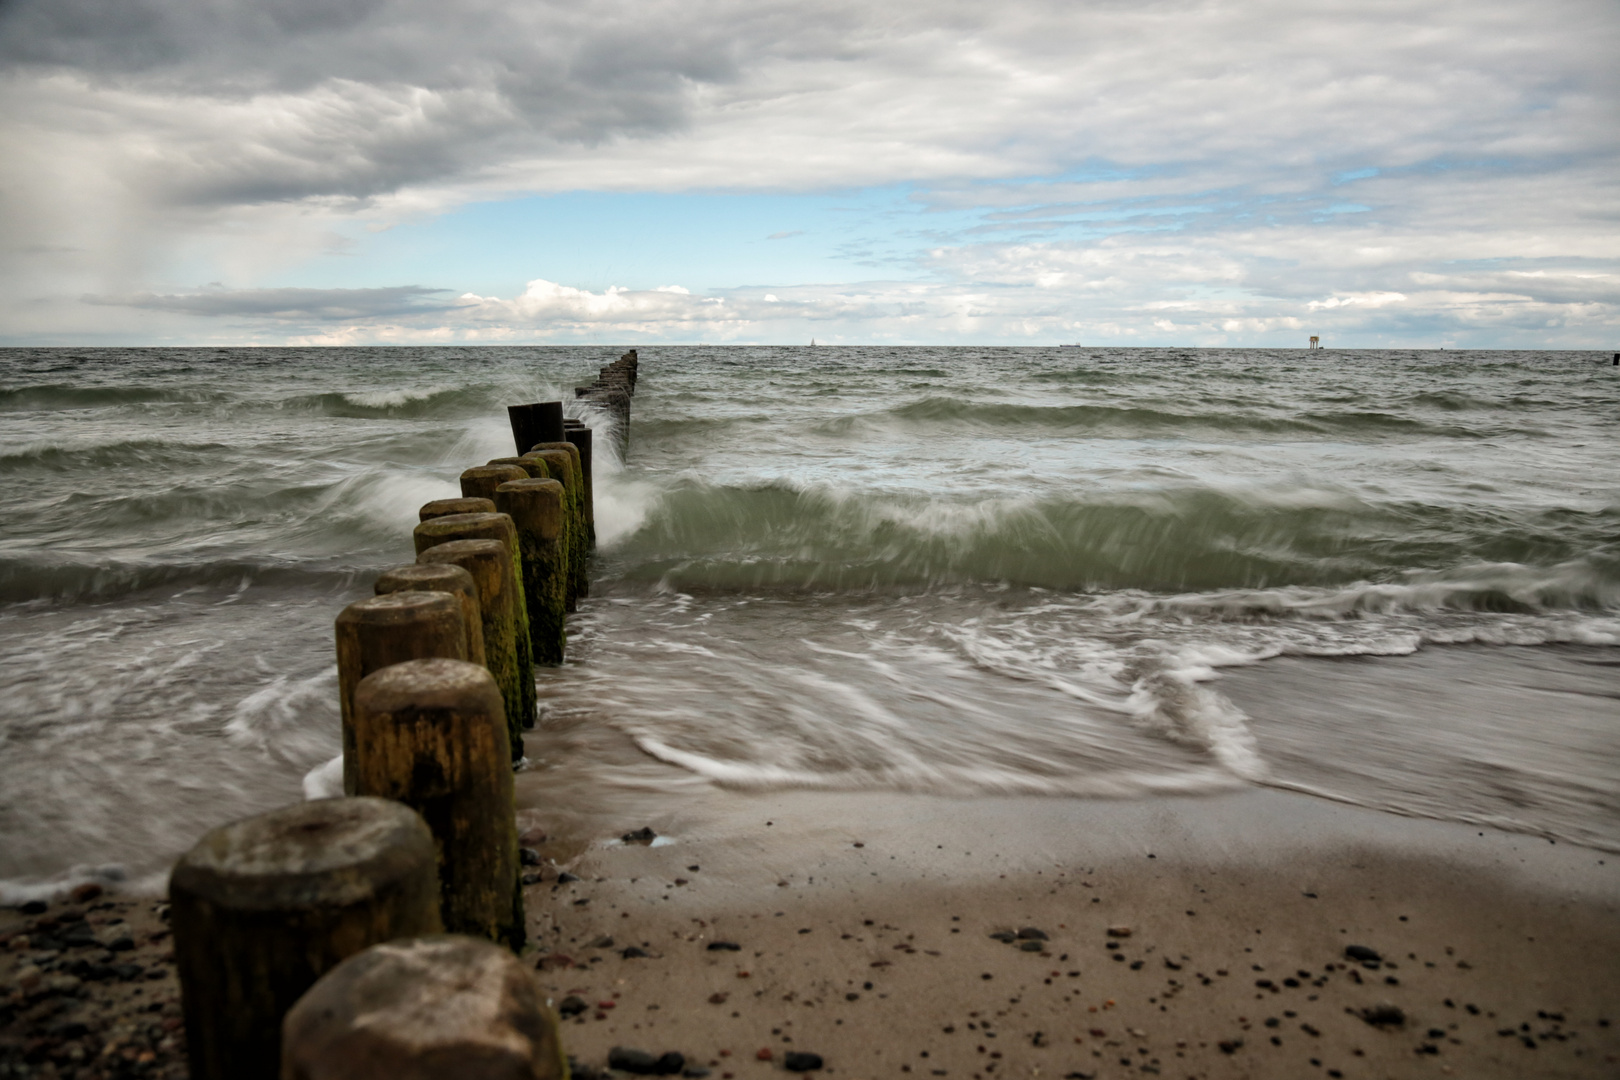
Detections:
[1, 0, 1617, 348]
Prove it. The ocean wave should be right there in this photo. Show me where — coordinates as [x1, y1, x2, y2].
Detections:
[0, 439, 234, 474]
[278, 384, 498, 419]
[818, 395, 1525, 439]
[0, 557, 365, 604]
[0, 384, 229, 411]
[608, 479, 1620, 598]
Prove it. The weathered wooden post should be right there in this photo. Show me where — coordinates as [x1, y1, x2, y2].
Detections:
[335, 592, 468, 795]
[522, 447, 582, 610]
[374, 563, 485, 667]
[352, 658, 523, 948]
[494, 478, 568, 665]
[281, 935, 566, 1080]
[564, 420, 595, 549]
[417, 538, 530, 757]
[412, 511, 537, 731]
[419, 497, 495, 522]
[171, 797, 441, 1080]
[506, 401, 563, 457]
[459, 464, 528, 504]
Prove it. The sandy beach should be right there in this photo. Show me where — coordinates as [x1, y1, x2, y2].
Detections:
[512, 784, 1619, 1080]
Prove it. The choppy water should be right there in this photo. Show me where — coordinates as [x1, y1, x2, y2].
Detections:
[2, 346, 1617, 893]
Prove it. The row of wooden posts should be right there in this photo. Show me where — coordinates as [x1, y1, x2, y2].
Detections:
[167, 351, 638, 1080]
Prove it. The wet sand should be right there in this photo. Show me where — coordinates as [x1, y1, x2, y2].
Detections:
[516, 788, 1620, 1080]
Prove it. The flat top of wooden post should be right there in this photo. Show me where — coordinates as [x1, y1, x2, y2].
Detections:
[171, 798, 435, 910]
[337, 590, 462, 626]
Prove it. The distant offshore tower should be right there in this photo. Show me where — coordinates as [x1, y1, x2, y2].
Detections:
[1309, 336, 1321, 350]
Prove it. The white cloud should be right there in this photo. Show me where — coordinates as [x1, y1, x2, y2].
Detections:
[1, 0, 1617, 344]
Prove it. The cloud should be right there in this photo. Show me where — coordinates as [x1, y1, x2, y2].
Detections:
[86, 285, 459, 319]
[767, 231, 804, 240]
[1, 0, 1617, 344]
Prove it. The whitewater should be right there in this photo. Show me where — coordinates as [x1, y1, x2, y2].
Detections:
[1, 346, 1617, 896]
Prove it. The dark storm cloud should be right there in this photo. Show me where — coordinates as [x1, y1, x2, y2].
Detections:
[87, 285, 459, 319]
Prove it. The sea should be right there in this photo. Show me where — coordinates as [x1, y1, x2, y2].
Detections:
[1, 346, 1617, 897]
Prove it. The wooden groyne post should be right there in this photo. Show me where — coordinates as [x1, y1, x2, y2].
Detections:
[418, 538, 531, 755]
[574, 349, 638, 456]
[494, 477, 569, 664]
[282, 935, 566, 1080]
[373, 563, 486, 667]
[170, 798, 442, 1080]
[564, 420, 595, 549]
[523, 445, 586, 608]
[335, 592, 469, 795]
[413, 511, 538, 732]
[351, 658, 523, 948]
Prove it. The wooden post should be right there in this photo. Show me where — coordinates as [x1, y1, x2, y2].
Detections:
[494, 479, 567, 666]
[412, 512, 537, 733]
[352, 659, 522, 948]
[417, 538, 531, 758]
[170, 797, 441, 1080]
[564, 421, 595, 550]
[419, 497, 495, 522]
[281, 935, 566, 1080]
[459, 464, 528, 504]
[374, 563, 486, 667]
[522, 447, 582, 610]
[335, 592, 468, 796]
[507, 401, 563, 457]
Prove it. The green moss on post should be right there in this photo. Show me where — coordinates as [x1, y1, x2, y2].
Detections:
[412, 513, 537, 737]
[170, 798, 442, 1080]
[374, 563, 486, 667]
[417, 538, 530, 760]
[494, 478, 567, 666]
[523, 446, 584, 610]
[335, 592, 468, 796]
[459, 464, 528, 504]
[419, 497, 495, 522]
[352, 659, 522, 949]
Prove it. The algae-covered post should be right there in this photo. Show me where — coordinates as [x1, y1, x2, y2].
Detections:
[418, 538, 531, 753]
[494, 477, 568, 665]
[281, 935, 567, 1080]
[524, 444, 586, 607]
[335, 591, 469, 795]
[419, 497, 496, 521]
[413, 511, 538, 732]
[170, 798, 442, 1080]
[351, 658, 524, 949]
[374, 563, 486, 667]
[507, 401, 563, 457]
[563, 420, 595, 549]
[460, 464, 528, 504]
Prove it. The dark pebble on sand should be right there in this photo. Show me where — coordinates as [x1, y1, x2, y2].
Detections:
[622, 946, 651, 959]
[107, 935, 135, 952]
[1357, 1004, 1405, 1027]
[1016, 927, 1048, 941]
[707, 941, 742, 951]
[609, 1047, 662, 1074]
[783, 1051, 824, 1072]
[989, 932, 1016, 943]
[1019, 940, 1044, 953]
[520, 847, 542, 866]
[656, 1052, 686, 1074]
[559, 996, 588, 1017]
[522, 872, 544, 885]
[558, 872, 582, 884]
[19, 900, 47, 915]
[1217, 1039, 1242, 1054]
[1344, 945, 1381, 963]
[685, 1069, 711, 1078]
[622, 827, 658, 845]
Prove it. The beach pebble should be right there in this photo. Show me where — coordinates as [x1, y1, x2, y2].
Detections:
[706, 941, 742, 952]
[783, 1052, 824, 1072]
[69, 883, 103, 904]
[1357, 1004, 1405, 1027]
[622, 827, 658, 845]
[1344, 945, 1381, 963]
[557, 872, 581, 884]
[989, 931, 1016, 943]
[1106, 926, 1132, 938]
[19, 900, 48, 915]
[559, 996, 588, 1017]
[1016, 927, 1048, 941]
[520, 848, 542, 866]
[621, 946, 651, 959]
[684, 1068, 711, 1078]
[609, 1047, 661, 1073]
[1019, 940, 1044, 952]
